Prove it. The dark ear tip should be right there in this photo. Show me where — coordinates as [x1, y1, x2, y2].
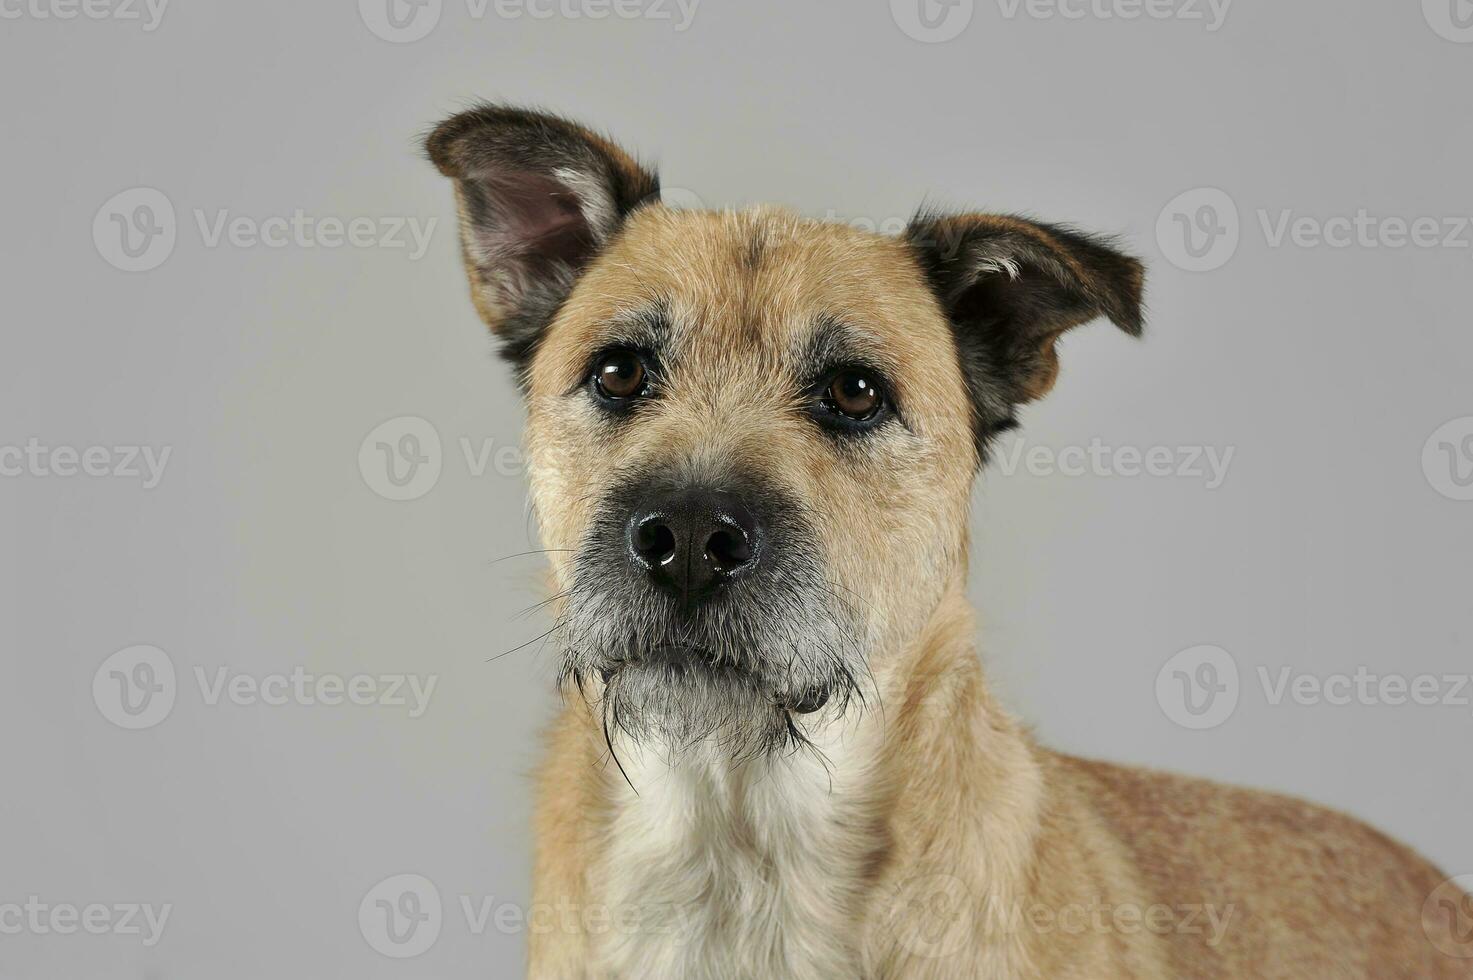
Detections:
[423, 131, 459, 178]
[422, 108, 482, 178]
[1104, 251, 1146, 337]
[421, 102, 551, 178]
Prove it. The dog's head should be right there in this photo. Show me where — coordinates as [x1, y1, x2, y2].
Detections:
[426, 105, 1143, 757]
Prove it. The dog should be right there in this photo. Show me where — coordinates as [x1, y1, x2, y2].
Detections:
[423, 104, 1471, 979]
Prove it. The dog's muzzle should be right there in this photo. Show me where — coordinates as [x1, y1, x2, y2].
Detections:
[554, 471, 868, 756]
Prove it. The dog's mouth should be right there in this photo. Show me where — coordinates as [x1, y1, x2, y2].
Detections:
[594, 646, 833, 715]
[557, 621, 860, 762]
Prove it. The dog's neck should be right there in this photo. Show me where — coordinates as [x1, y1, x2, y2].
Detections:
[558, 584, 1045, 978]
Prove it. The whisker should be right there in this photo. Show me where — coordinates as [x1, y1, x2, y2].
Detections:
[603, 709, 639, 796]
[487, 548, 575, 565]
[513, 589, 573, 621]
[489, 619, 567, 662]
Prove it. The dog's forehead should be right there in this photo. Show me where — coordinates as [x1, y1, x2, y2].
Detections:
[530, 206, 955, 391]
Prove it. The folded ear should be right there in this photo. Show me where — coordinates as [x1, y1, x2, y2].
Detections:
[905, 212, 1144, 454]
[424, 104, 660, 373]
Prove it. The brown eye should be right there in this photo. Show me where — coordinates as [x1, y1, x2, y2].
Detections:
[826, 371, 883, 420]
[594, 351, 647, 400]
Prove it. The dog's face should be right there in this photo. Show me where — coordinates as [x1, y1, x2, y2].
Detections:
[427, 106, 1143, 757]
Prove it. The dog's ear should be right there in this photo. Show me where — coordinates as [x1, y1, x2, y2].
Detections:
[425, 104, 659, 373]
[905, 212, 1144, 453]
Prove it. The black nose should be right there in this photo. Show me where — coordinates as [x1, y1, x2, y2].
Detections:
[628, 488, 761, 599]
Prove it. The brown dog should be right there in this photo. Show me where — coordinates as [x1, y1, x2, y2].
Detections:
[424, 105, 1472, 979]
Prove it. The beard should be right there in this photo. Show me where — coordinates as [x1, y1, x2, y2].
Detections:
[553, 504, 870, 761]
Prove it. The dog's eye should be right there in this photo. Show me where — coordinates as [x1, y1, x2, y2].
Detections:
[593, 350, 648, 400]
[824, 370, 884, 421]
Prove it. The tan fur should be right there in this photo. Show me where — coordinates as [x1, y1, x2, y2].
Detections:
[465, 206, 1468, 978]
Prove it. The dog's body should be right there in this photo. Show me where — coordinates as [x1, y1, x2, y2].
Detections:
[533, 590, 1460, 979]
[424, 105, 1471, 978]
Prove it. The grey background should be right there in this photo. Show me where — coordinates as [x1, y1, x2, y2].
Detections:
[2, 0, 1470, 975]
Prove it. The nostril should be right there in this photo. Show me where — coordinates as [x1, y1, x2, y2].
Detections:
[633, 518, 677, 566]
[705, 526, 753, 572]
[629, 490, 761, 595]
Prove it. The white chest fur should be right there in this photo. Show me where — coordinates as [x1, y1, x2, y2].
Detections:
[588, 732, 873, 980]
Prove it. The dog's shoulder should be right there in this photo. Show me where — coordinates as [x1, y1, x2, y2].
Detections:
[1047, 752, 1466, 977]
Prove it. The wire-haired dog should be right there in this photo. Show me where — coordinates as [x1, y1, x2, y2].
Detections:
[423, 105, 1471, 979]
